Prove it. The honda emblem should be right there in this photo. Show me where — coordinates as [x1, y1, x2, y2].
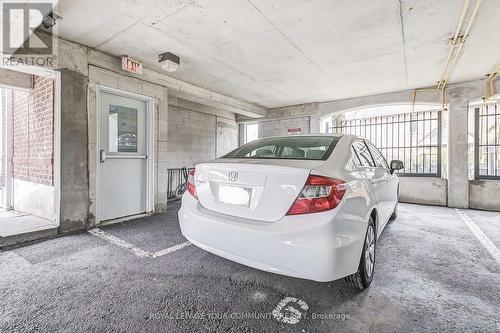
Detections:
[228, 171, 239, 182]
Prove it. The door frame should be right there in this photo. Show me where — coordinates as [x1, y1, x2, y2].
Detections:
[95, 85, 155, 224]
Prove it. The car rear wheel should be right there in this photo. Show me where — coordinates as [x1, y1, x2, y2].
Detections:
[344, 218, 376, 290]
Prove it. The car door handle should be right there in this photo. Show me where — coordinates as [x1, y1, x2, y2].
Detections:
[100, 150, 107, 163]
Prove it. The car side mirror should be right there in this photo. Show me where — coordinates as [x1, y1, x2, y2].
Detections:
[390, 160, 404, 174]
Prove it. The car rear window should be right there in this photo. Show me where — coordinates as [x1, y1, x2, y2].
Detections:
[222, 136, 340, 160]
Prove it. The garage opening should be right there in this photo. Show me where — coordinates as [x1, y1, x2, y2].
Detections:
[469, 100, 500, 179]
[0, 75, 58, 244]
[322, 104, 448, 175]
[321, 104, 449, 206]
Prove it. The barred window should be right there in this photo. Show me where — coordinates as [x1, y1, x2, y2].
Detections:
[330, 109, 442, 177]
[475, 103, 500, 179]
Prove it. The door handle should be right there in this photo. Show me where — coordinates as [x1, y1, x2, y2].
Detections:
[100, 150, 107, 163]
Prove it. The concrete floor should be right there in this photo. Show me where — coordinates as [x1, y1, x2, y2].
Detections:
[0, 210, 56, 237]
[1, 203, 499, 332]
[0, 210, 58, 247]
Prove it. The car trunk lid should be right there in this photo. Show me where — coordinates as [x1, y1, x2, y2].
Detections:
[194, 160, 319, 222]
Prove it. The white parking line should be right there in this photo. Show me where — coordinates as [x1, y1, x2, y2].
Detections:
[455, 209, 500, 264]
[152, 241, 191, 258]
[88, 228, 191, 258]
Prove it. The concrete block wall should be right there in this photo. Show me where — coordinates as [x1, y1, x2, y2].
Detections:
[167, 103, 239, 168]
[258, 116, 310, 138]
[216, 118, 238, 157]
[167, 106, 216, 169]
[399, 177, 448, 206]
[469, 181, 500, 211]
[238, 103, 317, 139]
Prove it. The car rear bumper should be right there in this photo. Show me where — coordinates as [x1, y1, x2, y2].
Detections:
[178, 193, 367, 282]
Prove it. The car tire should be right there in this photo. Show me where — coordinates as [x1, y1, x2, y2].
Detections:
[344, 217, 376, 290]
[389, 202, 398, 221]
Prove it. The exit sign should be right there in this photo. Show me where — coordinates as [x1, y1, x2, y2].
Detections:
[121, 56, 143, 75]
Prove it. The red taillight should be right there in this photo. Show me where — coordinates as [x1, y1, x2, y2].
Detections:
[287, 175, 347, 215]
[187, 169, 198, 199]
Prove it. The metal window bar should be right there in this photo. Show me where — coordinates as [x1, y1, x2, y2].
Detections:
[330, 110, 442, 177]
[475, 102, 500, 180]
[167, 167, 194, 199]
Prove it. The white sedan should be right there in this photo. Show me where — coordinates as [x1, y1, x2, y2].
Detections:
[178, 134, 403, 289]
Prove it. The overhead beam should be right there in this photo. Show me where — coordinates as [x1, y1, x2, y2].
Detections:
[168, 97, 236, 121]
[87, 49, 267, 119]
[0, 68, 32, 90]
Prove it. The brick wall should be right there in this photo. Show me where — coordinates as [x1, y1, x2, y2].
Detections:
[1, 89, 6, 187]
[11, 75, 54, 186]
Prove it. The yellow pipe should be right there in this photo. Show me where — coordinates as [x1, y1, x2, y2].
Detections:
[452, 0, 470, 42]
[484, 76, 490, 99]
[438, 0, 482, 90]
[440, 87, 446, 113]
[462, 0, 482, 41]
[413, 87, 439, 92]
[483, 63, 500, 100]
[411, 87, 441, 109]
[442, 42, 464, 88]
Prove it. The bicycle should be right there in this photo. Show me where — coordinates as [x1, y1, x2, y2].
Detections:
[174, 167, 189, 199]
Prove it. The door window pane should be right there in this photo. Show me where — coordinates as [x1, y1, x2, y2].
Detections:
[368, 142, 389, 169]
[225, 136, 339, 160]
[353, 141, 375, 167]
[109, 105, 138, 153]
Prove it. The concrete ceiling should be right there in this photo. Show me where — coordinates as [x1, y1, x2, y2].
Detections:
[55, 0, 500, 108]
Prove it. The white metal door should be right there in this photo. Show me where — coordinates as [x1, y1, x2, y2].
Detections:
[98, 91, 148, 221]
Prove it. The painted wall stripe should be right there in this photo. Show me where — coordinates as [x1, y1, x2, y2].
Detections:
[88, 228, 190, 258]
[455, 209, 500, 264]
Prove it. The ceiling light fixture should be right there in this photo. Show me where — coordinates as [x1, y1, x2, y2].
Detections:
[158, 52, 180, 72]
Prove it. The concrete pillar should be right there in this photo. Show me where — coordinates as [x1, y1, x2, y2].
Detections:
[310, 115, 320, 133]
[59, 69, 90, 232]
[447, 99, 470, 208]
[446, 80, 484, 209]
[238, 124, 245, 146]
